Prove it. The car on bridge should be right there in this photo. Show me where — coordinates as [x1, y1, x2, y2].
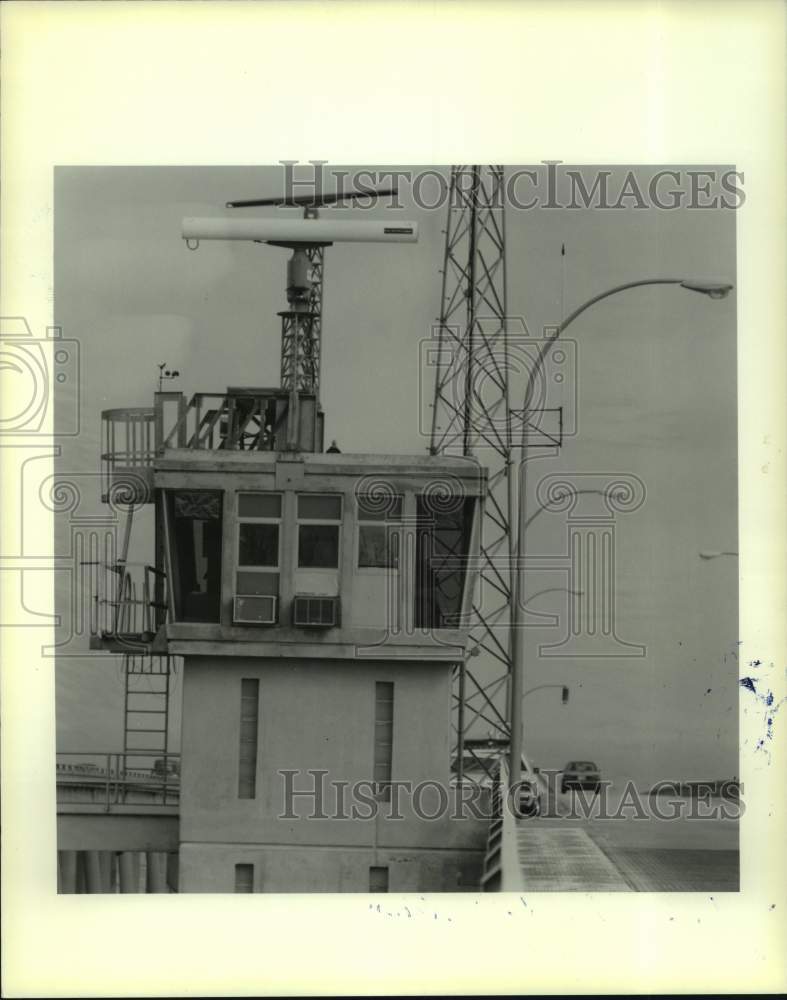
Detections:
[560, 760, 601, 793]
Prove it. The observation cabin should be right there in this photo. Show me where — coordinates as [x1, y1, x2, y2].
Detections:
[98, 387, 485, 660]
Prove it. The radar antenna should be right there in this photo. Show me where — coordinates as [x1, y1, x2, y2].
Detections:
[183, 185, 415, 451]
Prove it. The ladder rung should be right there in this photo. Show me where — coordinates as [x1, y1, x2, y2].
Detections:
[125, 727, 167, 733]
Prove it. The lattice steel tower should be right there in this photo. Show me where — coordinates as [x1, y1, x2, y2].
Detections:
[429, 165, 515, 778]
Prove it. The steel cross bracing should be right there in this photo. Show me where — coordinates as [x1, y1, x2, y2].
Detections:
[307, 246, 324, 392]
[279, 247, 324, 395]
[429, 165, 515, 781]
[280, 310, 319, 393]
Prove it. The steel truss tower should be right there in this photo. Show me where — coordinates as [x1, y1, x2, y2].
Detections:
[429, 165, 515, 780]
[279, 247, 324, 395]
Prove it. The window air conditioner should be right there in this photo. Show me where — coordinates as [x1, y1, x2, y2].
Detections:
[292, 595, 340, 628]
[233, 595, 278, 626]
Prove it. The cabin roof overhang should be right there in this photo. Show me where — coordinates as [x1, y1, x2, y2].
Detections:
[153, 449, 487, 495]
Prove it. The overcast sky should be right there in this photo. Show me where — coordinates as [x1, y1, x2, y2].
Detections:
[53, 164, 738, 786]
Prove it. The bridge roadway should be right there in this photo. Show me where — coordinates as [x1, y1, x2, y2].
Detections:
[505, 780, 739, 892]
[56, 765, 738, 893]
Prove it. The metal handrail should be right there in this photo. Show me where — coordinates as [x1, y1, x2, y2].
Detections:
[56, 751, 181, 812]
[161, 392, 230, 450]
[103, 389, 289, 461]
[159, 390, 285, 452]
[480, 758, 506, 890]
[83, 560, 169, 637]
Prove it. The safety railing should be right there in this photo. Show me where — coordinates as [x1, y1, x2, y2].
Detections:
[101, 407, 157, 503]
[479, 758, 505, 890]
[159, 390, 293, 452]
[100, 389, 325, 508]
[85, 560, 168, 640]
[102, 406, 156, 468]
[56, 751, 180, 810]
[479, 757, 535, 891]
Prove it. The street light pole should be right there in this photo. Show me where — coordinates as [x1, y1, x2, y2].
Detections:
[508, 277, 733, 792]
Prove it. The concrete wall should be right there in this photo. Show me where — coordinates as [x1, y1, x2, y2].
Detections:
[57, 812, 179, 852]
[179, 843, 483, 893]
[179, 655, 488, 890]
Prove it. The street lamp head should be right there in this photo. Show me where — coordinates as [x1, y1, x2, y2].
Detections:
[679, 279, 734, 300]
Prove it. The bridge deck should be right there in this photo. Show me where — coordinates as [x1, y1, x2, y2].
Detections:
[514, 826, 632, 891]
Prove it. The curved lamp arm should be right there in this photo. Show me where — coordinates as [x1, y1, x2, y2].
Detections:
[522, 683, 570, 704]
[520, 277, 733, 427]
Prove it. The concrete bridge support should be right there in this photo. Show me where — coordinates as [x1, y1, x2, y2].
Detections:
[57, 849, 178, 893]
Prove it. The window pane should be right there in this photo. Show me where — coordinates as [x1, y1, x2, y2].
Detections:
[298, 494, 342, 521]
[238, 493, 281, 519]
[357, 494, 402, 520]
[358, 525, 398, 568]
[169, 491, 223, 623]
[414, 496, 474, 629]
[236, 571, 279, 596]
[238, 523, 279, 567]
[298, 524, 339, 568]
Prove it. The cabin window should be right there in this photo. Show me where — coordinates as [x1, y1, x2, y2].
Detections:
[357, 494, 402, 569]
[414, 495, 474, 629]
[297, 494, 342, 569]
[236, 493, 282, 600]
[167, 490, 223, 623]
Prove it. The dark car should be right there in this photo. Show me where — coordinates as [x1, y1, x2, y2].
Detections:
[561, 760, 601, 793]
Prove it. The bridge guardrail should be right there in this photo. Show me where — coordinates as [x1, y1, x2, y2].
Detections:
[56, 751, 180, 811]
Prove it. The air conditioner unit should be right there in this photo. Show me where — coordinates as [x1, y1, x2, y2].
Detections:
[233, 595, 278, 626]
[292, 595, 340, 628]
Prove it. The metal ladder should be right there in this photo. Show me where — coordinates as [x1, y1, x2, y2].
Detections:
[122, 653, 172, 772]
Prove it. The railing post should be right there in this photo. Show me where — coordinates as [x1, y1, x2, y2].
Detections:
[456, 660, 466, 784]
[177, 393, 188, 447]
[154, 392, 165, 450]
[194, 396, 202, 448]
[143, 571, 151, 633]
[225, 396, 238, 449]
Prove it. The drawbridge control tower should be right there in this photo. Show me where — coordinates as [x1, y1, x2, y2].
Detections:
[91, 198, 488, 892]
